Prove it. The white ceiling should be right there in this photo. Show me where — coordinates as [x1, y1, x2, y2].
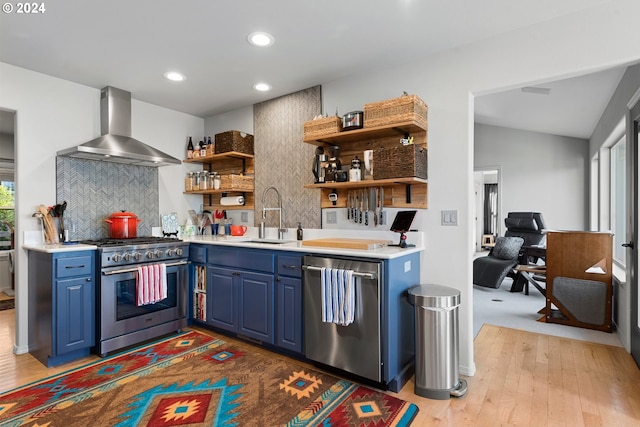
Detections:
[0, 0, 626, 139]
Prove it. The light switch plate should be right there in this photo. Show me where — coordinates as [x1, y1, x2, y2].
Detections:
[241, 212, 248, 222]
[441, 209, 458, 226]
[326, 211, 337, 224]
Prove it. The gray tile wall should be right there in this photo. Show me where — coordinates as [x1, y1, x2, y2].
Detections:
[56, 157, 159, 240]
[254, 86, 321, 229]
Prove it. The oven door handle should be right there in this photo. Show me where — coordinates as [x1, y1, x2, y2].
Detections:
[102, 261, 189, 276]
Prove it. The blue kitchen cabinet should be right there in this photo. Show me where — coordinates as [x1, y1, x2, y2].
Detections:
[27, 249, 95, 367]
[276, 254, 303, 354]
[206, 247, 275, 344]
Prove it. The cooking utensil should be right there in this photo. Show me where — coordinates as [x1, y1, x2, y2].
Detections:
[347, 191, 351, 220]
[379, 186, 385, 225]
[364, 189, 369, 226]
[104, 210, 142, 238]
[38, 204, 58, 243]
[372, 187, 378, 226]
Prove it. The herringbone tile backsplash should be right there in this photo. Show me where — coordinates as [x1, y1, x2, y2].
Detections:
[56, 157, 159, 240]
[254, 86, 321, 229]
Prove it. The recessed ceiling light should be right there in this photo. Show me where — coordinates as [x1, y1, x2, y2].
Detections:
[163, 71, 186, 82]
[248, 32, 274, 47]
[253, 82, 272, 92]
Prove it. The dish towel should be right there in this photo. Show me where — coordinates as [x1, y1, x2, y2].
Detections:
[136, 264, 168, 306]
[321, 267, 356, 326]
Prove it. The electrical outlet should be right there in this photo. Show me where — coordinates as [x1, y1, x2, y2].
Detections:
[241, 212, 248, 222]
[326, 211, 337, 224]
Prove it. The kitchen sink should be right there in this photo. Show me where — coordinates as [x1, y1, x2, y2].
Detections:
[247, 238, 293, 245]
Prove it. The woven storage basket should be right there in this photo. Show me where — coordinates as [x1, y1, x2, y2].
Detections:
[220, 174, 254, 191]
[364, 94, 428, 129]
[373, 145, 427, 180]
[215, 131, 254, 155]
[303, 116, 343, 140]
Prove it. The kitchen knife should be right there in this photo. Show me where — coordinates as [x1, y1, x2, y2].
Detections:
[359, 189, 363, 223]
[347, 191, 351, 220]
[354, 190, 359, 223]
[364, 189, 369, 226]
[379, 187, 385, 225]
[373, 187, 378, 226]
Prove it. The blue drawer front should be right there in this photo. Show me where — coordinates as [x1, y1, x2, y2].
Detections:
[55, 255, 93, 278]
[190, 244, 207, 264]
[207, 247, 274, 273]
[277, 255, 302, 278]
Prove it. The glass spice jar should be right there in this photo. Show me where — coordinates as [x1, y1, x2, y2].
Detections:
[185, 172, 194, 192]
[199, 171, 209, 190]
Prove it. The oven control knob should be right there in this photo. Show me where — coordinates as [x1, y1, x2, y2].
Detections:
[175, 248, 183, 256]
[112, 254, 122, 262]
[146, 251, 154, 259]
[122, 253, 131, 262]
[166, 249, 176, 256]
[155, 250, 163, 258]
[132, 252, 142, 261]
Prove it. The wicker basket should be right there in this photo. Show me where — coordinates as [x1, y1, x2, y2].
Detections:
[220, 174, 254, 191]
[303, 116, 343, 140]
[215, 131, 254, 155]
[364, 94, 428, 129]
[373, 144, 427, 180]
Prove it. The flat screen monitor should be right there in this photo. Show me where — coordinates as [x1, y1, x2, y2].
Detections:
[390, 210, 417, 233]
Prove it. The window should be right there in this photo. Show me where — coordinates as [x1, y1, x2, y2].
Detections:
[611, 136, 626, 267]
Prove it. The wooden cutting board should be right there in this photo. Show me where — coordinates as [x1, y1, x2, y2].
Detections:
[302, 238, 391, 250]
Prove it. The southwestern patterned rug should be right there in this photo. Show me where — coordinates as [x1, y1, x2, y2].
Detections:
[0, 330, 418, 426]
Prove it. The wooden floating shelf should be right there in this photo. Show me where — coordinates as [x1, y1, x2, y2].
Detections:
[303, 121, 426, 145]
[183, 151, 253, 164]
[304, 177, 427, 189]
[184, 189, 253, 195]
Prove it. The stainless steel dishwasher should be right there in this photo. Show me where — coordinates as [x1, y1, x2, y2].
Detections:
[302, 255, 382, 382]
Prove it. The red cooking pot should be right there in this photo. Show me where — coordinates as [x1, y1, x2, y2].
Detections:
[104, 211, 142, 238]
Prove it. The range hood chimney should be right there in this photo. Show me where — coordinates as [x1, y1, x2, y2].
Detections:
[57, 86, 181, 167]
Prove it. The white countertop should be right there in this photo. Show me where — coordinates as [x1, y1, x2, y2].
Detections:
[184, 235, 423, 259]
[22, 242, 98, 253]
[22, 228, 424, 259]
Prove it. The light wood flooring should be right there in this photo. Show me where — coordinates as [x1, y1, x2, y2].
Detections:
[1, 307, 640, 426]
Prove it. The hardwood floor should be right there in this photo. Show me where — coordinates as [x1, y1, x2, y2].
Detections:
[2, 307, 640, 426]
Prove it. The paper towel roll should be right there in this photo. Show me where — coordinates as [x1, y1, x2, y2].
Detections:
[220, 196, 245, 206]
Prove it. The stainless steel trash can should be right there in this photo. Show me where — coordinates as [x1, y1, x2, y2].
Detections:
[408, 284, 467, 399]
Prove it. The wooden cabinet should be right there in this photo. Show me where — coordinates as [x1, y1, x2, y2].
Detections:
[303, 120, 428, 209]
[28, 250, 95, 367]
[276, 254, 303, 354]
[183, 151, 254, 210]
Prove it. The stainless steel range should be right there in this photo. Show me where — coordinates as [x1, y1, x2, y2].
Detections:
[80, 237, 189, 357]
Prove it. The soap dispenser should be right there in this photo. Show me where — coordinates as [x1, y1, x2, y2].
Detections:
[296, 222, 303, 241]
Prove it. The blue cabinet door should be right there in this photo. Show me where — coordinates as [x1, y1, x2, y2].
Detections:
[276, 276, 302, 353]
[208, 267, 237, 332]
[238, 271, 274, 344]
[55, 276, 94, 355]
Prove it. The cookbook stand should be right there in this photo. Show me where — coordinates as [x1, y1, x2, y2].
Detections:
[389, 210, 417, 248]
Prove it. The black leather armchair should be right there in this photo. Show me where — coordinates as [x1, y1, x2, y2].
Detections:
[504, 212, 546, 247]
[473, 236, 525, 289]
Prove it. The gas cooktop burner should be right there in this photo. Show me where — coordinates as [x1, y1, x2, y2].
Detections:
[79, 236, 182, 247]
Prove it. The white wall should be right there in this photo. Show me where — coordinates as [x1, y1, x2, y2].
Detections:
[588, 63, 640, 350]
[475, 123, 589, 231]
[0, 62, 204, 353]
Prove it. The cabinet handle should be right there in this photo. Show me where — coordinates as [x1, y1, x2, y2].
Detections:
[86, 278, 92, 282]
[65, 265, 86, 269]
[281, 265, 297, 270]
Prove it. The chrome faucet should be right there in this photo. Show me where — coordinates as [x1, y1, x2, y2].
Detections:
[261, 186, 287, 239]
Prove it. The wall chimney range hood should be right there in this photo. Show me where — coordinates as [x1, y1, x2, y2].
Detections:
[57, 86, 181, 167]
